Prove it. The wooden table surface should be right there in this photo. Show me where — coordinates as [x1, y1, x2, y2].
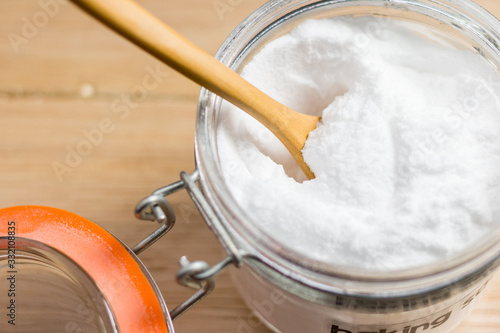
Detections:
[1, 0, 500, 332]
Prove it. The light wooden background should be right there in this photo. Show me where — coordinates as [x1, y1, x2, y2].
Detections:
[1, 0, 500, 332]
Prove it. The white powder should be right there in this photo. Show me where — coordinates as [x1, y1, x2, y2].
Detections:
[217, 17, 500, 271]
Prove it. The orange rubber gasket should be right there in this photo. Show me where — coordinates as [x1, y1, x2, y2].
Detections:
[0, 206, 169, 333]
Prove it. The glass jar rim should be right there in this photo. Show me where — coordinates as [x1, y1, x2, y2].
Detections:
[195, 0, 500, 295]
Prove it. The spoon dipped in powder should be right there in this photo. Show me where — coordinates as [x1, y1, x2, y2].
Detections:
[70, 0, 320, 179]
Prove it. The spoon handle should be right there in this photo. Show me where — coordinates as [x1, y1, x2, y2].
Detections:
[70, 0, 317, 179]
[72, 0, 283, 124]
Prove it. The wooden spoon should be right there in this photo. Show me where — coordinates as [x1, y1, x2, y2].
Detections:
[70, 0, 320, 179]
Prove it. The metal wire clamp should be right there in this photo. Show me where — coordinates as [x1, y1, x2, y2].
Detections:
[133, 169, 245, 321]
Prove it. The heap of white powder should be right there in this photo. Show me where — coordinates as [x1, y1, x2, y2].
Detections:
[217, 17, 500, 271]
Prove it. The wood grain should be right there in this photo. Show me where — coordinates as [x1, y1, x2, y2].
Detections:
[0, 1, 499, 332]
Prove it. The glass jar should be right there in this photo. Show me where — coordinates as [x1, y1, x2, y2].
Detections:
[3, 1, 500, 332]
[193, 0, 500, 332]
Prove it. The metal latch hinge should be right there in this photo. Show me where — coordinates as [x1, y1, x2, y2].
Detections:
[133, 169, 244, 321]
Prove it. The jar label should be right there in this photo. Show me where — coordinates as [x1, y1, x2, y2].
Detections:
[329, 280, 490, 333]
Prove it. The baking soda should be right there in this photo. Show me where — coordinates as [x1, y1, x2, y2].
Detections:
[217, 17, 500, 271]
